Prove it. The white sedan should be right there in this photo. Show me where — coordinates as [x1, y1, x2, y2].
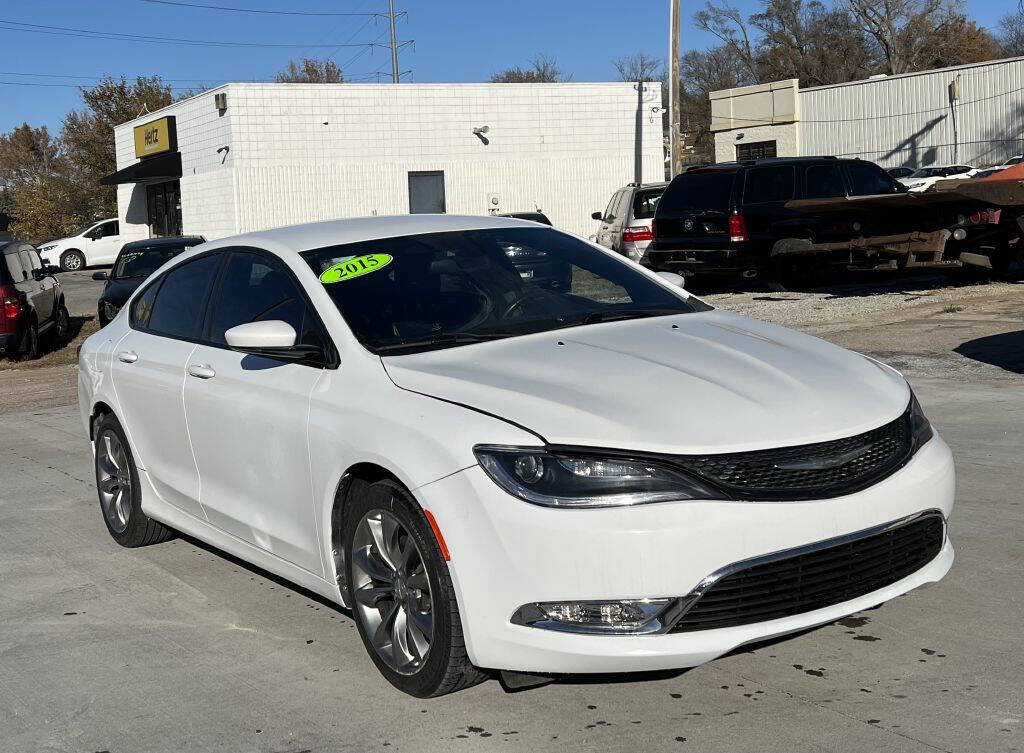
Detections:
[898, 164, 977, 192]
[78, 215, 954, 697]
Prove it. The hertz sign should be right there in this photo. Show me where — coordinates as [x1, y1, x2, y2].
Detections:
[133, 116, 177, 158]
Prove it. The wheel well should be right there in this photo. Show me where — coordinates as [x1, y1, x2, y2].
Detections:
[330, 462, 402, 592]
[62, 248, 82, 257]
[89, 401, 115, 440]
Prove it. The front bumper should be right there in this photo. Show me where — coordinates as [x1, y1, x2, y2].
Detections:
[414, 434, 955, 673]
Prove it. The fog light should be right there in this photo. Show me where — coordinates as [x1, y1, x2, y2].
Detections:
[512, 598, 672, 634]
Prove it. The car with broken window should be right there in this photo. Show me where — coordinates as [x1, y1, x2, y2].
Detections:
[78, 214, 955, 697]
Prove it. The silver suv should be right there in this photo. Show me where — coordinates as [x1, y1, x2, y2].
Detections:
[591, 182, 668, 261]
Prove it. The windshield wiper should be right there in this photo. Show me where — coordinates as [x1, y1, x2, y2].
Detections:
[573, 308, 683, 326]
[375, 331, 512, 354]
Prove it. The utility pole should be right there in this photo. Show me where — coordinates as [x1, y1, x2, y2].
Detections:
[668, 0, 681, 178]
[388, 0, 400, 83]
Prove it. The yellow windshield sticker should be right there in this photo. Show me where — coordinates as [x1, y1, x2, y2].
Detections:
[320, 253, 393, 283]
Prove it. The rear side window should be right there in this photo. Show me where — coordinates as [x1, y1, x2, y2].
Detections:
[207, 252, 320, 347]
[658, 172, 736, 214]
[805, 164, 847, 199]
[631, 188, 664, 220]
[130, 280, 161, 328]
[145, 253, 222, 340]
[846, 163, 901, 196]
[743, 166, 795, 204]
[4, 251, 26, 281]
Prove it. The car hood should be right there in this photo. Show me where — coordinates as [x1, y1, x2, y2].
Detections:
[381, 310, 909, 454]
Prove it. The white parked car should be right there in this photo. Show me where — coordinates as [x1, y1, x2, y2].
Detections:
[39, 218, 123, 271]
[78, 215, 955, 697]
[898, 165, 977, 192]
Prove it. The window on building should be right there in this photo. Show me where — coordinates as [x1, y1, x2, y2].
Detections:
[743, 166, 795, 204]
[736, 140, 777, 161]
[805, 164, 847, 199]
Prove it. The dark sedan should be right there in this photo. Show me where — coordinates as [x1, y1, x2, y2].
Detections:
[95, 236, 204, 326]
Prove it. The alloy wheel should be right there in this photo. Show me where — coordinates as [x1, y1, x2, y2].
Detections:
[97, 431, 133, 533]
[351, 509, 434, 675]
[62, 253, 83, 271]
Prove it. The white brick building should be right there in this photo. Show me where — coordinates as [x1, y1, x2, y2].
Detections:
[106, 82, 664, 243]
[709, 56, 1024, 169]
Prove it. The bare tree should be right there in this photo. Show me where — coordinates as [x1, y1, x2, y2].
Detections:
[693, 3, 760, 81]
[613, 52, 665, 82]
[846, 0, 959, 74]
[276, 58, 344, 83]
[489, 54, 566, 83]
[997, 10, 1024, 56]
[680, 45, 759, 161]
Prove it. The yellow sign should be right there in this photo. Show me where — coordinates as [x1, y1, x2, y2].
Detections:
[133, 117, 175, 158]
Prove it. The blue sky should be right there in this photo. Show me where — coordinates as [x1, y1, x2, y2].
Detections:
[0, 0, 1010, 133]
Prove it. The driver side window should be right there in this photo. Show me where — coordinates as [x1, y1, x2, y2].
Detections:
[206, 251, 323, 351]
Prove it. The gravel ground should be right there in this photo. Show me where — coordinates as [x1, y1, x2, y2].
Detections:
[703, 275, 1023, 329]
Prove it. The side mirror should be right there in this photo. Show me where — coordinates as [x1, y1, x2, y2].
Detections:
[657, 271, 686, 289]
[92, 271, 109, 281]
[225, 320, 321, 361]
[591, 212, 602, 221]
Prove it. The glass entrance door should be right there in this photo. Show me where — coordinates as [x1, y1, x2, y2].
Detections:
[146, 181, 183, 237]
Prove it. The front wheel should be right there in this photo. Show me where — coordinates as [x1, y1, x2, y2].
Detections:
[60, 250, 85, 272]
[345, 479, 486, 697]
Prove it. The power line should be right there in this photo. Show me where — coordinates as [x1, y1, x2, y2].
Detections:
[139, 0, 387, 16]
[0, 70, 267, 83]
[0, 19, 377, 48]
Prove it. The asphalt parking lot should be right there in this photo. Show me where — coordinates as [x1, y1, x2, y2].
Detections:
[1, 273, 1022, 752]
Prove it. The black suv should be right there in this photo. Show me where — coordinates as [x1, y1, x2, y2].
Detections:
[646, 157, 916, 278]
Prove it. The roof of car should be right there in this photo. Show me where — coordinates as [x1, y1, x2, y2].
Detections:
[120, 235, 205, 251]
[202, 214, 541, 255]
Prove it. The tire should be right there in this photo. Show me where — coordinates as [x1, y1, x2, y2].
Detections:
[345, 479, 487, 697]
[60, 249, 85, 272]
[93, 412, 174, 547]
[53, 303, 69, 342]
[18, 320, 39, 360]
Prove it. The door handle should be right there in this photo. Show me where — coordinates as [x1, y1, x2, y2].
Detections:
[187, 364, 216, 380]
[117, 351, 138, 363]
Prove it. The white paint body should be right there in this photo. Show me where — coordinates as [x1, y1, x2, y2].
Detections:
[39, 218, 123, 268]
[77, 214, 955, 674]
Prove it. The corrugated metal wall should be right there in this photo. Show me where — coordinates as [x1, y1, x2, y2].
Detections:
[800, 57, 1024, 168]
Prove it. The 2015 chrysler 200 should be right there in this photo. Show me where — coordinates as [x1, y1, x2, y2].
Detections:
[78, 215, 954, 697]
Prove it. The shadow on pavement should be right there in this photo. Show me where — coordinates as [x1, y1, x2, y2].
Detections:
[954, 329, 1024, 374]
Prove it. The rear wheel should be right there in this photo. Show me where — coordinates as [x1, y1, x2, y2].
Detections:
[60, 249, 85, 272]
[18, 320, 39, 360]
[345, 479, 486, 697]
[53, 303, 69, 342]
[94, 413, 174, 547]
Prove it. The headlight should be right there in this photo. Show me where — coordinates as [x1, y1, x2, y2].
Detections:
[474, 445, 723, 508]
[40, 244, 57, 252]
[909, 389, 933, 448]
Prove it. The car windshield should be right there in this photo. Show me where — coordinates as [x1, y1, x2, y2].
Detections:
[908, 168, 945, 178]
[113, 244, 194, 279]
[302, 227, 709, 355]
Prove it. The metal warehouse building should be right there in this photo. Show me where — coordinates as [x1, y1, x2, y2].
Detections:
[104, 82, 663, 242]
[709, 56, 1024, 169]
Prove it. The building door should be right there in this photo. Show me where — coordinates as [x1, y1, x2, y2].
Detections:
[146, 180, 183, 237]
[408, 171, 446, 214]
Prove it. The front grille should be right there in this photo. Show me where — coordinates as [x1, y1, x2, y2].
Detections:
[669, 513, 944, 633]
[674, 405, 913, 500]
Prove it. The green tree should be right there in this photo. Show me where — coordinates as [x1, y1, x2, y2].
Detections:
[61, 76, 174, 223]
[0, 124, 74, 241]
